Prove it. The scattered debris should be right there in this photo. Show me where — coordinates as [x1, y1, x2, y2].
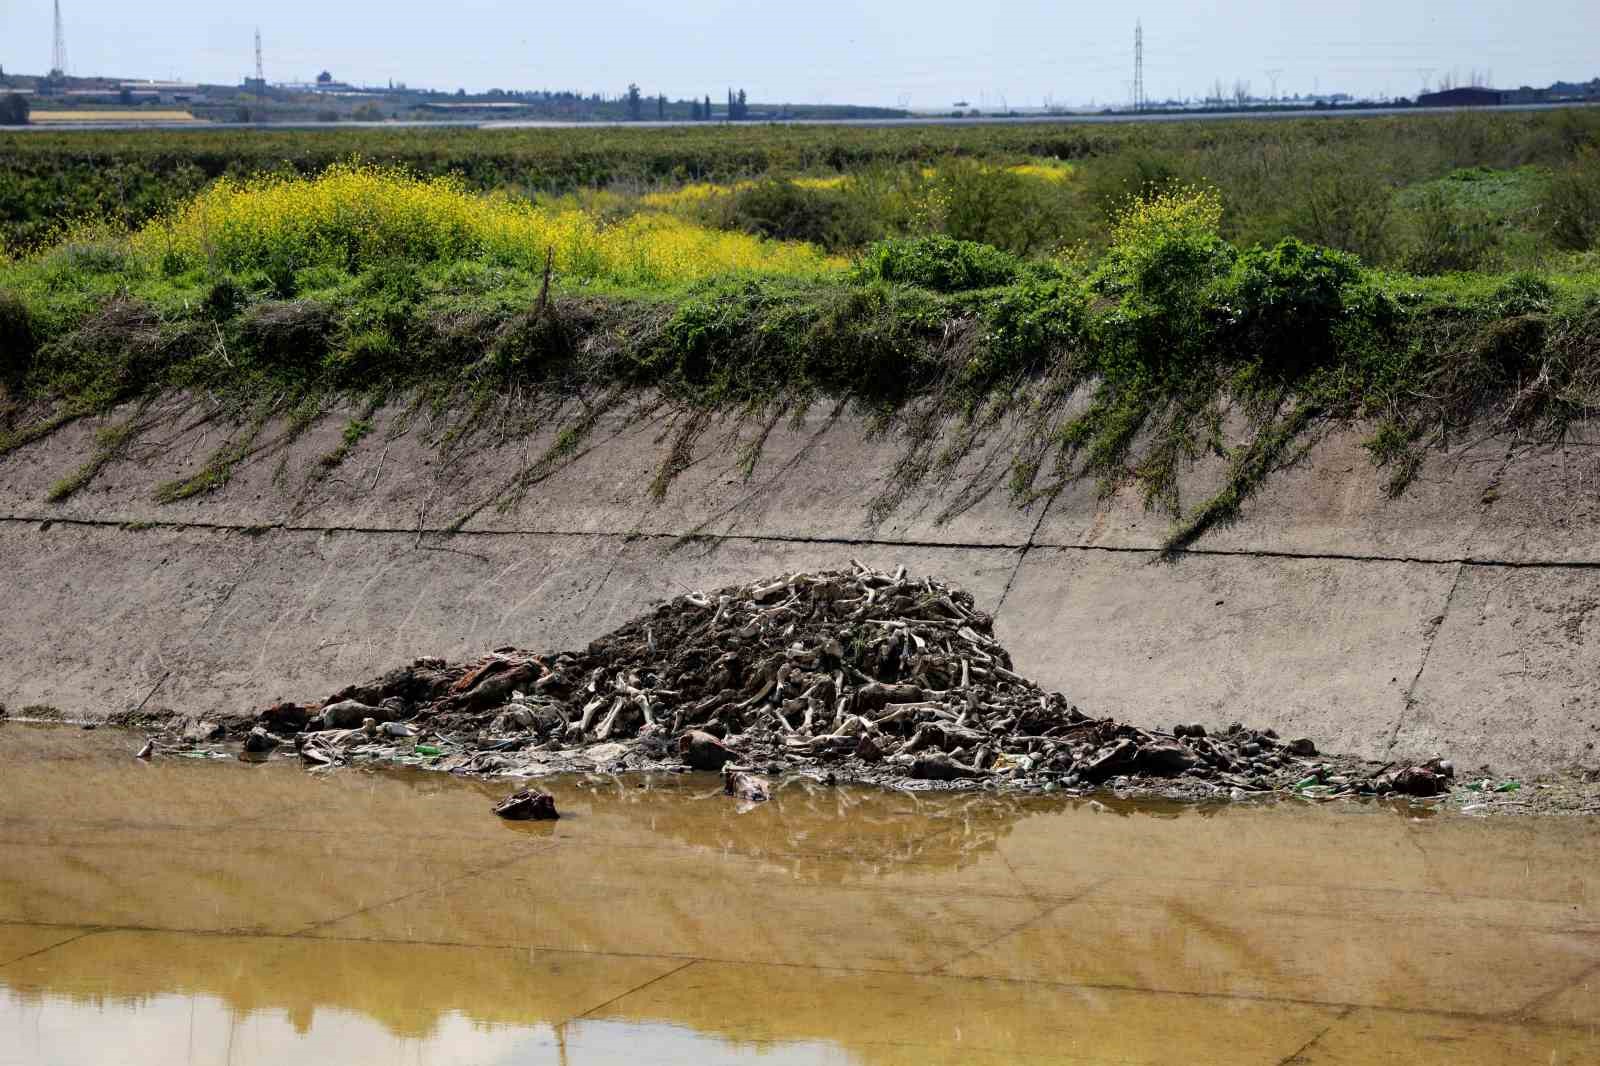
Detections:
[150, 565, 1452, 801]
[724, 769, 771, 803]
[493, 788, 560, 820]
[135, 738, 154, 760]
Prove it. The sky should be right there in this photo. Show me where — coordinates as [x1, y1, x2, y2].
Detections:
[2, 0, 1596, 107]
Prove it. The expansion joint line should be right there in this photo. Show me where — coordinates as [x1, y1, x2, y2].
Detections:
[994, 488, 1060, 619]
[1275, 1005, 1356, 1065]
[1385, 446, 1517, 756]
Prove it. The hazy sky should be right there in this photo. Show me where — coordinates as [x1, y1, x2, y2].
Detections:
[3, 0, 1596, 107]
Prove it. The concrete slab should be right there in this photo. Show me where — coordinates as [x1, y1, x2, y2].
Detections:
[995, 548, 1457, 759]
[1297, 1007, 1600, 1065]
[944, 890, 1598, 1014]
[593, 960, 1344, 1066]
[1467, 440, 1600, 564]
[1396, 564, 1600, 773]
[1033, 428, 1504, 559]
[0, 520, 264, 716]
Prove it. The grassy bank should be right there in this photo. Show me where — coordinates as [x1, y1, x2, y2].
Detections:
[3, 157, 1598, 550]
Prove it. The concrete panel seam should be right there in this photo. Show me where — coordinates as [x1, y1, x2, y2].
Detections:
[1388, 447, 1519, 755]
[993, 489, 1060, 618]
[6, 513, 1600, 570]
[1387, 559, 1466, 757]
[1274, 1005, 1356, 1066]
[574, 958, 701, 1019]
[0, 928, 102, 969]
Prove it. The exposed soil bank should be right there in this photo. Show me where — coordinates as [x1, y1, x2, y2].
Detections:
[0, 400, 1596, 777]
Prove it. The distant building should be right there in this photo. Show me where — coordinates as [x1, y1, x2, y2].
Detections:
[1417, 87, 1505, 108]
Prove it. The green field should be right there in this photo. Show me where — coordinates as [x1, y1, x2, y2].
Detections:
[2, 112, 1598, 548]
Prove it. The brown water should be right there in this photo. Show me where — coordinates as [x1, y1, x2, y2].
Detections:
[1, 723, 1596, 1065]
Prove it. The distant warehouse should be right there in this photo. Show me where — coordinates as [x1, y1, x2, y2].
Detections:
[1417, 87, 1506, 107]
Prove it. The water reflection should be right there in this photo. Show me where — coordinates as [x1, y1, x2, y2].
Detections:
[1, 723, 1597, 1065]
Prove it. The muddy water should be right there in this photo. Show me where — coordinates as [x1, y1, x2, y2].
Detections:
[1, 723, 1597, 1065]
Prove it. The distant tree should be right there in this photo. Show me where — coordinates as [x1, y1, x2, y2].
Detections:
[1232, 79, 1251, 105]
[691, 98, 702, 119]
[0, 93, 29, 125]
[736, 88, 747, 118]
[705, 93, 713, 119]
[626, 82, 642, 119]
[118, 87, 132, 105]
[317, 70, 333, 85]
[657, 93, 665, 119]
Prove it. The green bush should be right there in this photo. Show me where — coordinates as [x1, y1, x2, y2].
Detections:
[0, 290, 38, 382]
[711, 178, 880, 250]
[1089, 187, 1235, 381]
[1405, 186, 1496, 274]
[933, 161, 1075, 255]
[1542, 148, 1600, 251]
[1494, 272, 1556, 316]
[979, 273, 1088, 378]
[1085, 151, 1185, 219]
[854, 235, 1020, 292]
[1223, 238, 1363, 374]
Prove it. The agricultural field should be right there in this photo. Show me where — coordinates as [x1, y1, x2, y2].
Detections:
[2, 110, 1599, 547]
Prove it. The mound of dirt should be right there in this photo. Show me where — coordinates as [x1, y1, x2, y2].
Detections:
[180, 564, 1451, 798]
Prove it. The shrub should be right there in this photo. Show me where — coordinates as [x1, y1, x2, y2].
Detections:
[236, 300, 335, 370]
[1089, 185, 1235, 382]
[980, 272, 1088, 375]
[854, 235, 1020, 292]
[711, 178, 880, 250]
[0, 290, 38, 383]
[933, 161, 1074, 255]
[1542, 148, 1600, 251]
[1085, 151, 1185, 219]
[1493, 272, 1556, 316]
[1288, 167, 1395, 264]
[1405, 186, 1496, 274]
[1223, 237, 1363, 374]
[203, 277, 248, 318]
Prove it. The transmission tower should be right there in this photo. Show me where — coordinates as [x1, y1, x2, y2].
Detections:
[50, 0, 67, 78]
[1133, 19, 1144, 111]
[254, 28, 265, 84]
[1265, 68, 1283, 102]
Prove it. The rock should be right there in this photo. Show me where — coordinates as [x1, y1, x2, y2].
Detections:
[1286, 738, 1317, 756]
[241, 727, 280, 753]
[1133, 741, 1201, 776]
[1174, 723, 1207, 739]
[679, 729, 736, 770]
[855, 734, 884, 762]
[493, 789, 559, 821]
